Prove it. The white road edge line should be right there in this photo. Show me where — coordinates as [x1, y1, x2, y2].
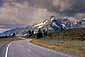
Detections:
[5, 43, 12, 57]
[4, 39, 76, 57]
[25, 40, 73, 57]
[29, 43, 73, 57]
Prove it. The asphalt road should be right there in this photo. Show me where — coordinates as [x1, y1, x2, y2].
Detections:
[0, 39, 77, 57]
[0, 44, 7, 57]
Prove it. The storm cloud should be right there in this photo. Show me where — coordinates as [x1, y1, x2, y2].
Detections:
[0, 0, 85, 29]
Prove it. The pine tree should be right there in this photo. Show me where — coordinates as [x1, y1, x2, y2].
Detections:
[37, 29, 43, 39]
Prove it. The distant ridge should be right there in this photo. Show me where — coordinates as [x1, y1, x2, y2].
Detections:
[0, 25, 32, 37]
[33, 16, 82, 32]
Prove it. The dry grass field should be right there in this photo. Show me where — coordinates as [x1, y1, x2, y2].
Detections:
[32, 39, 85, 57]
[32, 28, 85, 57]
[0, 37, 22, 46]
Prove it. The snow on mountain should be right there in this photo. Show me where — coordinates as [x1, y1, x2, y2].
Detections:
[0, 25, 32, 37]
[33, 16, 82, 32]
[81, 18, 85, 28]
[33, 19, 50, 29]
[0, 28, 10, 33]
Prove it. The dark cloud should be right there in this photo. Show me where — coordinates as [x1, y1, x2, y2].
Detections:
[0, 0, 4, 6]
[72, 0, 85, 13]
[0, 0, 85, 28]
[58, 0, 85, 16]
[1, 0, 85, 15]
[9, 0, 57, 12]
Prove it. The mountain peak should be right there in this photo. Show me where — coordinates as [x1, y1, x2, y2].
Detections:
[33, 16, 82, 30]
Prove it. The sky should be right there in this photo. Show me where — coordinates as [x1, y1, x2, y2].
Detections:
[0, 0, 85, 31]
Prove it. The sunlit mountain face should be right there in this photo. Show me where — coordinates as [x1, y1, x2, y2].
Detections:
[0, 0, 84, 31]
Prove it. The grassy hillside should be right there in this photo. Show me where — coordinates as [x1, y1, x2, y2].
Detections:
[32, 28, 85, 57]
[47, 28, 85, 40]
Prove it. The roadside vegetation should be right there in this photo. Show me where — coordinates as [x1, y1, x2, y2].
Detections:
[0, 28, 84, 57]
[32, 28, 85, 57]
[0, 37, 22, 46]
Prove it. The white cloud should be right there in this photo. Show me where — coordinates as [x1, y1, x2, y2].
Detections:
[0, 0, 55, 26]
[0, 0, 84, 28]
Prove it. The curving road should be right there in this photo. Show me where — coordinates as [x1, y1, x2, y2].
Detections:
[0, 39, 77, 57]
